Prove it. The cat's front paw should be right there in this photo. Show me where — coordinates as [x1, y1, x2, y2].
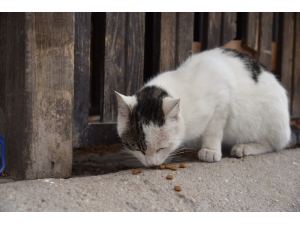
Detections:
[198, 149, 221, 162]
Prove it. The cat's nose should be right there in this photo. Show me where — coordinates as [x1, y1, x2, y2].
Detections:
[146, 157, 157, 167]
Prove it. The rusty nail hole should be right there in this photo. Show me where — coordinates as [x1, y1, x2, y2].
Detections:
[51, 161, 55, 170]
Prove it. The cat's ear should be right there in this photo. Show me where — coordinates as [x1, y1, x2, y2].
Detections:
[115, 91, 132, 118]
[162, 97, 180, 119]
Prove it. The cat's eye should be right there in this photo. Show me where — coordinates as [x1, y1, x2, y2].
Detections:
[156, 148, 165, 153]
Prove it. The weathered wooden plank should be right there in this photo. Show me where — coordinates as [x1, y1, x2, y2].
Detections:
[25, 12, 75, 179]
[206, 12, 222, 49]
[103, 13, 126, 122]
[0, 13, 7, 113]
[279, 12, 295, 110]
[258, 12, 273, 70]
[160, 12, 177, 72]
[1, 13, 75, 180]
[221, 12, 237, 45]
[1, 13, 28, 179]
[176, 12, 194, 65]
[0, 13, 5, 113]
[125, 12, 145, 96]
[292, 13, 300, 117]
[73, 12, 91, 147]
[75, 123, 121, 148]
[243, 12, 259, 51]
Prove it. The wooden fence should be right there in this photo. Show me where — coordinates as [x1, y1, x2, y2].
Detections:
[73, 12, 300, 148]
[0, 12, 299, 179]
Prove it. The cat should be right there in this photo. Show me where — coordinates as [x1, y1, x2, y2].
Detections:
[115, 48, 291, 167]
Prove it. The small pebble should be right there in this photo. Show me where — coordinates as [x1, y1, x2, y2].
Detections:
[179, 163, 186, 168]
[166, 175, 173, 180]
[132, 169, 140, 175]
[174, 186, 181, 192]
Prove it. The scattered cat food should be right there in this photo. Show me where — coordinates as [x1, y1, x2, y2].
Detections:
[132, 169, 140, 175]
[151, 166, 158, 169]
[166, 175, 173, 180]
[171, 166, 178, 171]
[159, 165, 165, 170]
[179, 163, 186, 168]
[165, 165, 172, 169]
[174, 186, 181, 192]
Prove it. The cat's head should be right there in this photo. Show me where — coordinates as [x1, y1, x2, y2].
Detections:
[115, 86, 184, 167]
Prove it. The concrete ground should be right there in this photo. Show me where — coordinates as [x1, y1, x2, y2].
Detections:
[0, 148, 299, 212]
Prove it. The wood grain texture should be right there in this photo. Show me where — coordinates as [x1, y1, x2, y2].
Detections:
[258, 12, 273, 70]
[279, 13, 295, 110]
[160, 12, 177, 72]
[176, 12, 194, 65]
[292, 13, 300, 117]
[73, 13, 91, 147]
[206, 12, 222, 49]
[125, 12, 145, 96]
[103, 13, 126, 122]
[0, 13, 6, 113]
[221, 12, 237, 45]
[243, 12, 259, 51]
[103, 13, 145, 122]
[25, 13, 75, 179]
[1, 13, 75, 179]
[1, 13, 28, 179]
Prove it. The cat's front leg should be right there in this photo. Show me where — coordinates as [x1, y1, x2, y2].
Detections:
[198, 109, 227, 163]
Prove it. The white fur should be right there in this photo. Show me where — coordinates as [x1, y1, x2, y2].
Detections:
[117, 48, 291, 166]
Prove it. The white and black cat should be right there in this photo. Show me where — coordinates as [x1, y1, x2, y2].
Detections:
[115, 48, 291, 167]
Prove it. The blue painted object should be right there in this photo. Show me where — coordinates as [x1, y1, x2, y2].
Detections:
[0, 136, 5, 173]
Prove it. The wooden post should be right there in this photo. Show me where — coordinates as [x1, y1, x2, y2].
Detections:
[292, 13, 300, 117]
[0, 13, 74, 180]
[279, 13, 295, 113]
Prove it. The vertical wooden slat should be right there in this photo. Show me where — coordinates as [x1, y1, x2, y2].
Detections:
[73, 13, 91, 147]
[258, 12, 273, 70]
[26, 12, 75, 179]
[104, 13, 146, 122]
[103, 13, 126, 122]
[292, 13, 300, 117]
[160, 12, 177, 72]
[125, 12, 145, 96]
[0, 13, 7, 113]
[1, 13, 27, 179]
[206, 12, 222, 49]
[279, 13, 295, 112]
[176, 12, 194, 65]
[221, 12, 237, 45]
[243, 12, 259, 51]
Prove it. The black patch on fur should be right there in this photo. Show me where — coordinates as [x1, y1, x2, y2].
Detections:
[222, 48, 267, 82]
[121, 86, 169, 153]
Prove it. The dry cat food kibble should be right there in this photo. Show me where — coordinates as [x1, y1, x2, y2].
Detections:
[179, 163, 186, 168]
[165, 165, 172, 169]
[166, 175, 173, 180]
[159, 165, 165, 170]
[171, 166, 178, 171]
[174, 186, 182, 192]
[132, 169, 140, 175]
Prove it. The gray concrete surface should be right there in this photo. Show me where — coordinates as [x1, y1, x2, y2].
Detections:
[0, 148, 299, 212]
